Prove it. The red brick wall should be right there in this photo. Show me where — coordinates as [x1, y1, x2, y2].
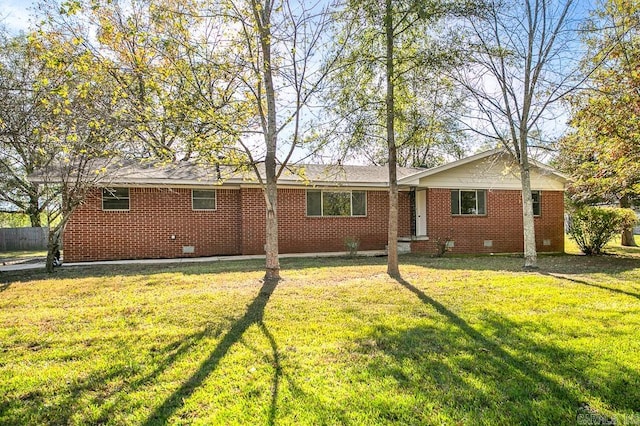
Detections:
[398, 192, 411, 237]
[64, 188, 242, 262]
[240, 188, 398, 254]
[410, 188, 564, 254]
[64, 187, 402, 261]
[63, 186, 564, 262]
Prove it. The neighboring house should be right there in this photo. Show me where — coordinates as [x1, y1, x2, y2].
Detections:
[62, 149, 567, 262]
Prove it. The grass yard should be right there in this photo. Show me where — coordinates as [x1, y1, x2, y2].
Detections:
[0, 250, 47, 264]
[1, 245, 639, 425]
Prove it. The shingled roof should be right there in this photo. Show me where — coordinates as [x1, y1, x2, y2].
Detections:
[101, 161, 424, 188]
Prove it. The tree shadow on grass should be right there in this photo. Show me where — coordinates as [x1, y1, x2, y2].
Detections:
[373, 276, 640, 423]
[142, 278, 279, 425]
[543, 272, 640, 300]
[402, 252, 640, 275]
[388, 276, 586, 423]
[0, 255, 388, 284]
[1, 280, 284, 425]
[479, 312, 640, 415]
[259, 323, 282, 426]
[1, 329, 215, 425]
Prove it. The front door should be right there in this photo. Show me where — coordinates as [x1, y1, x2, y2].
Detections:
[415, 189, 427, 237]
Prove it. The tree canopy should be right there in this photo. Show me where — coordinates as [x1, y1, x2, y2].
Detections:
[558, 0, 640, 206]
[557, 0, 640, 246]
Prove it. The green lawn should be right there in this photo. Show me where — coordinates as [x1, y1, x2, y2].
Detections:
[1, 247, 639, 425]
[0, 250, 47, 263]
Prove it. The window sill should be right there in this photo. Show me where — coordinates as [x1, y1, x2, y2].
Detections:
[399, 236, 429, 241]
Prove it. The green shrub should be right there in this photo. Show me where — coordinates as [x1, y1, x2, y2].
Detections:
[433, 236, 452, 257]
[567, 206, 638, 255]
[344, 236, 360, 257]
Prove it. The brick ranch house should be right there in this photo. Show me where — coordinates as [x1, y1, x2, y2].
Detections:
[62, 149, 567, 262]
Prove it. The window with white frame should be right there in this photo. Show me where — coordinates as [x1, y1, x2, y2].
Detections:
[102, 187, 130, 211]
[532, 191, 541, 216]
[451, 189, 486, 215]
[192, 189, 217, 210]
[306, 190, 366, 217]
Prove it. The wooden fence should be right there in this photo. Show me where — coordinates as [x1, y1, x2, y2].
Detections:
[0, 227, 49, 251]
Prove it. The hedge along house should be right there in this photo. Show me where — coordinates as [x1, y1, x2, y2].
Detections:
[61, 149, 567, 262]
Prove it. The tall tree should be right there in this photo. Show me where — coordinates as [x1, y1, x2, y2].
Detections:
[458, 0, 587, 268]
[208, 0, 342, 280]
[330, 51, 468, 168]
[558, 0, 640, 246]
[329, 0, 477, 276]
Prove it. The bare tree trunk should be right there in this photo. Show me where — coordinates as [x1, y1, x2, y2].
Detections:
[519, 156, 537, 269]
[27, 188, 42, 227]
[255, 0, 281, 281]
[264, 181, 280, 280]
[29, 215, 42, 228]
[385, 0, 399, 278]
[620, 195, 638, 247]
[45, 227, 62, 273]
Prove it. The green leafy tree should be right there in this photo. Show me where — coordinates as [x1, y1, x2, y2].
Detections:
[44, 0, 236, 163]
[331, 59, 468, 168]
[44, 0, 342, 280]
[558, 0, 640, 246]
[215, 0, 343, 280]
[0, 34, 55, 227]
[0, 213, 31, 228]
[29, 27, 125, 272]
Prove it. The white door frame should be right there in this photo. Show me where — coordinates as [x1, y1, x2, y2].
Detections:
[415, 189, 427, 237]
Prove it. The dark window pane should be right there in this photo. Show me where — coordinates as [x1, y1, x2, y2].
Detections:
[306, 190, 322, 216]
[532, 191, 541, 216]
[103, 187, 129, 199]
[193, 198, 216, 210]
[323, 192, 350, 216]
[451, 190, 459, 214]
[104, 198, 130, 210]
[460, 190, 477, 214]
[102, 187, 129, 210]
[477, 190, 486, 215]
[352, 191, 366, 216]
[193, 190, 216, 199]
